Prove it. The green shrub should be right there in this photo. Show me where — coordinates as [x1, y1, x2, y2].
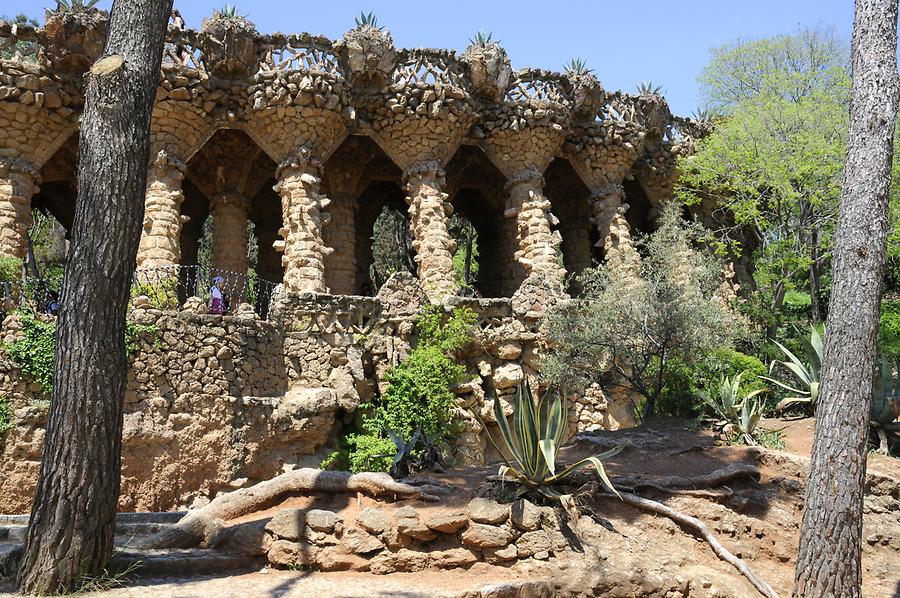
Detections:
[340, 305, 476, 473]
[4, 314, 56, 393]
[0, 395, 13, 436]
[880, 300, 900, 360]
[125, 321, 160, 358]
[0, 257, 22, 284]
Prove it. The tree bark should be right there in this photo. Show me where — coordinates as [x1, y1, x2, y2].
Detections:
[17, 0, 173, 593]
[808, 227, 821, 323]
[793, 1, 899, 596]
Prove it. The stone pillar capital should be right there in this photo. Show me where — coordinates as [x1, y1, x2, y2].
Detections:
[403, 160, 445, 184]
[0, 157, 41, 184]
[276, 146, 322, 181]
[589, 181, 625, 203]
[209, 190, 251, 215]
[149, 149, 186, 181]
[505, 166, 544, 192]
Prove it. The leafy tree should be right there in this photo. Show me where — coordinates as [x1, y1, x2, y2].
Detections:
[544, 203, 735, 420]
[449, 214, 478, 294]
[370, 206, 414, 291]
[681, 27, 850, 327]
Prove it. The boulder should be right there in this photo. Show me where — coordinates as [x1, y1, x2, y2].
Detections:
[492, 363, 523, 390]
[461, 523, 513, 548]
[510, 499, 542, 531]
[306, 509, 341, 533]
[425, 511, 469, 533]
[356, 506, 393, 535]
[265, 508, 306, 541]
[467, 497, 509, 525]
[267, 539, 316, 566]
[396, 506, 436, 541]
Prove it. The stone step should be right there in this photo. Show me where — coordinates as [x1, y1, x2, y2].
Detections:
[109, 548, 261, 577]
[0, 511, 186, 527]
[0, 521, 175, 547]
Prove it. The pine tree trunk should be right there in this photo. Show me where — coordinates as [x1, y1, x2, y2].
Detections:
[793, 1, 899, 596]
[17, 0, 172, 593]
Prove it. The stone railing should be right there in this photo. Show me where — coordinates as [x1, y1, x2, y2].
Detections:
[162, 28, 207, 74]
[503, 68, 571, 109]
[0, 21, 42, 64]
[258, 33, 342, 79]
[391, 48, 466, 90]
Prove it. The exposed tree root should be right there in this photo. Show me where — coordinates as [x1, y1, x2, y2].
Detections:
[595, 487, 779, 598]
[139, 469, 452, 549]
[609, 462, 760, 491]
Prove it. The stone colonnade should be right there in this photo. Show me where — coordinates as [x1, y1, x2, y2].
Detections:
[136, 151, 186, 270]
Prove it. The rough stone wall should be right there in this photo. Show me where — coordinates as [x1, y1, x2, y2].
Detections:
[0, 158, 38, 259]
[322, 193, 357, 295]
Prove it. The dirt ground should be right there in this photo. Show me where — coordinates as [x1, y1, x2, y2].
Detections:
[4, 417, 898, 598]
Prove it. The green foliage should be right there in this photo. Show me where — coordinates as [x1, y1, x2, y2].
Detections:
[0, 395, 13, 437]
[761, 325, 823, 412]
[338, 306, 476, 473]
[481, 380, 621, 499]
[700, 373, 767, 444]
[51, 0, 100, 14]
[636, 80, 663, 96]
[469, 30, 494, 46]
[5, 314, 56, 393]
[544, 202, 735, 420]
[690, 107, 720, 123]
[680, 26, 852, 340]
[354, 11, 379, 29]
[0, 257, 22, 284]
[880, 300, 900, 360]
[564, 58, 590, 75]
[125, 321, 159, 358]
[0, 14, 39, 61]
[132, 278, 179, 309]
[216, 4, 240, 18]
[449, 215, 479, 295]
[370, 207, 414, 292]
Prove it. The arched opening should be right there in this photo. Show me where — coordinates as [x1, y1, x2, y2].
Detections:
[179, 128, 280, 311]
[322, 135, 407, 296]
[544, 158, 593, 293]
[357, 182, 411, 296]
[446, 145, 514, 298]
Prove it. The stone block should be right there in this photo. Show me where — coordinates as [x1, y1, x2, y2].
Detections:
[467, 497, 509, 524]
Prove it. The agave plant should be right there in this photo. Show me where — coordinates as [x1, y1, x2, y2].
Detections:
[760, 325, 823, 412]
[636, 80, 663, 96]
[691, 107, 720, 122]
[482, 381, 622, 499]
[564, 58, 591, 75]
[52, 0, 100, 13]
[469, 30, 494, 46]
[354, 11, 379, 29]
[700, 374, 766, 444]
[216, 4, 241, 19]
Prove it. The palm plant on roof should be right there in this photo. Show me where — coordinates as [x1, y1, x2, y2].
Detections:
[51, 0, 100, 13]
[564, 58, 591, 75]
[636, 80, 664, 96]
[469, 30, 494, 47]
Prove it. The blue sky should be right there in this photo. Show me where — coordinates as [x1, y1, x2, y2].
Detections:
[8, 0, 855, 115]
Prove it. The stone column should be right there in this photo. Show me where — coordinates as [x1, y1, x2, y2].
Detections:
[0, 158, 40, 260]
[590, 182, 640, 274]
[209, 190, 251, 275]
[273, 149, 333, 294]
[323, 194, 357, 295]
[136, 151, 186, 270]
[506, 167, 565, 285]
[403, 160, 457, 302]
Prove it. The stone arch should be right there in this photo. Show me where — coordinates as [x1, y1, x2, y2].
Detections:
[178, 129, 280, 303]
[33, 132, 79, 235]
[356, 182, 411, 296]
[446, 145, 517, 298]
[322, 135, 407, 296]
[544, 157, 594, 290]
[150, 100, 215, 163]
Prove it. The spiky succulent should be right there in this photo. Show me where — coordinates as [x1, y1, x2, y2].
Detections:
[469, 30, 494, 46]
[636, 80, 664, 96]
[760, 325, 823, 411]
[51, 0, 100, 13]
[700, 373, 767, 444]
[564, 58, 591, 75]
[216, 4, 240, 19]
[354, 11, 379, 29]
[691, 107, 721, 122]
[480, 380, 622, 499]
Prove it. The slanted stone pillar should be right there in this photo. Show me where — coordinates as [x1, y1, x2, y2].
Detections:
[136, 151, 186, 270]
[506, 167, 565, 286]
[0, 158, 39, 260]
[273, 150, 333, 294]
[210, 190, 251, 275]
[404, 160, 457, 302]
[590, 182, 640, 274]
